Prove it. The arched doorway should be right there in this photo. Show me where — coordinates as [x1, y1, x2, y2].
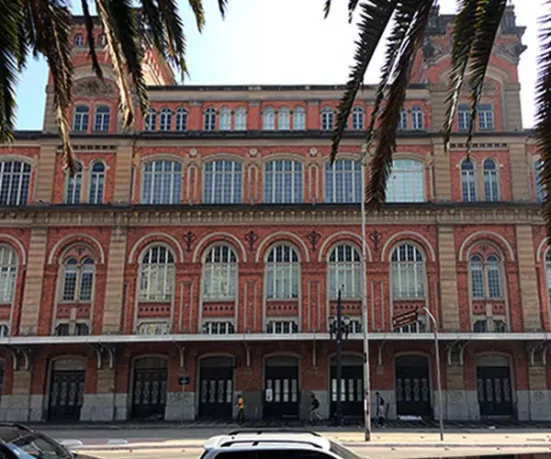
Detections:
[48, 358, 86, 421]
[131, 357, 168, 420]
[264, 356, 299, 419]
[199, 357, 234, 419]
[330, 355, 363, 418]
[476, 355, 513, 417]
[395, 355, 431, 417]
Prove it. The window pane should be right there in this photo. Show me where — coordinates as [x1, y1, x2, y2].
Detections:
[0, 161, 31, 206]
[293, 107, 305, 130]
[65, 164, 82, 204]
[391, 244, 425, 298]
[203, 160, 242, 204]
[386, 159, 424, 202]
[461, 161, 476, 202]
[139, 246, 174, 300]
[264, 160, 303, 203]
[175, 109, 188, 131]
[142, 161, 182, 204]
[89, 163, 105, 204]
[0, 247, 16, 303]
[325, 159, 361, 203]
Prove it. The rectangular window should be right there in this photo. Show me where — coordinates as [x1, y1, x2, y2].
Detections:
[471, 268, 484, 298]
[458, 107, 470, 131]
[203, 161, 242, 204]
[324, 160, 361, 203]
[264, 160, 303, 203]
[461, 170, 476, 202]
[62, 272, 77, 301]
[386, 160, 424, 202]
[478, 104, 494, 130]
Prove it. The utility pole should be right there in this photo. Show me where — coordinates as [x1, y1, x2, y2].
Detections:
[336, 289, 343, 426]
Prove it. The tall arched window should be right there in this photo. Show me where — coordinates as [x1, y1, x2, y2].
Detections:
[535, 160, 544, 202]
[0, 161, 31, 206]
[175, 108, 188, 131]
[203, 245, 237, 300]
[65, 163, 83, 204]
[219, 107, 231, 131]
[203, 160, 242, 204]
[293, 107, 306, 130]
[461, 159, 476, 202]
[328, 244, 361, 299]
[386, 159, 425, 202]
[73, 105, 89, 132]
[94, 106, 110, 132]
[139, 246, 174, 301]
[351, 107, 364, 130]
[263, 107, 275, 130]
[204, 108, 216, 131]
[141, 160, 182, 204]
[483, 158, 499, 201]
[470, 254, 502, 299]
[411, 106, 423, 130]
[391, 243, 425, 299]
[62, 257, 94, 302]
[89, 162, 105, 204]
[266, 245, 299, 299]
[458, 104, 470, 131]
[74, 34, 84, 46]
[144, 108, 157, 131]
[234, 107, 246, 131]
[398, 110, 408, 130]
[264, 160, 303, 203]
[278, 107, 291, 130]
[0, 246, 17, 303]
[321, 107, 334, 131]
[325, 159, 361, 203]
[159, 107, 172, 131]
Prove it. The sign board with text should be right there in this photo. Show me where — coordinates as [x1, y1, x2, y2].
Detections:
[392, 310, 419, 328]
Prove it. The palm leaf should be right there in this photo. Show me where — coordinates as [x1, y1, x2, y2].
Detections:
[217, 0, 228, 18]
[347, 0, 361, 22]
[157, 0, 188, 78]
[80, 0, 103, 79]
[324, 0, 331, 19]
[140, 0, 169, 63]
[188, 0, 206, 32]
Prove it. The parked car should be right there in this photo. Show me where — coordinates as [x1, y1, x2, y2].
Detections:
[200, 429, 365, 459]
[0, 423, 75, 459]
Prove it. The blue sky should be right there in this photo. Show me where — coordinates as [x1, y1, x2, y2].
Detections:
[14, 0, 542, 130]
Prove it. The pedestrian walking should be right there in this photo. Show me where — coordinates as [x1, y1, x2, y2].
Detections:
[310, 394, 322, 425]
[375, 392, 386, 427]
[236, 394, 245, 424]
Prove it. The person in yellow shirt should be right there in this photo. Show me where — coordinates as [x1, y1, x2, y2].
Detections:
[236, 394, 245, 424]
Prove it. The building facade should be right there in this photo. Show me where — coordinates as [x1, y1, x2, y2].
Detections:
[0, 6, 549, 423]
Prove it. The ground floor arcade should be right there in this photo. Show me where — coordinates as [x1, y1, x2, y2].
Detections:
[0, 338, 549, 423]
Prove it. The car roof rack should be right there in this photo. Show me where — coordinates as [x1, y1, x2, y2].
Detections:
[227, 429, 321, 437]
[0, 424, 33, 432]
[221, 439, 323, 449]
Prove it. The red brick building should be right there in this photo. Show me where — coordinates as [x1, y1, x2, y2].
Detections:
[0, 6, 548, 423]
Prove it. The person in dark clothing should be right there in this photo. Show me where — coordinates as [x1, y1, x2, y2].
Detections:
[375, 392, 386, 427]
[236, 394, 245, 423]
[310, 394, 322, 424]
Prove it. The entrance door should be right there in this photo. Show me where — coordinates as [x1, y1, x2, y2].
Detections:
[132, 357, 168, 420]
[477, 366, 513, 416]
[395, 355, 431, 417]
[48, 359, 86, 421]
[199, 357, 234, 419]
[330, 356, 363, 417]
[264, 356, 299, 419]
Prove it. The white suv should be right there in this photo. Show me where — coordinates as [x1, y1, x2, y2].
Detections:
[200, 430, 365, 459]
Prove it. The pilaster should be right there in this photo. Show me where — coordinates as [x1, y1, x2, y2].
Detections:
[437, 226, 460, 331]
[102, 227, 128, 333]
[516, 225, 542, 331]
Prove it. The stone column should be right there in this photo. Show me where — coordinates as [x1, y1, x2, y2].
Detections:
[438, 226, 460, 331]
[509, 143, 530, 202]
[0, 370, 42, 421]
[102, 227, 128, 334]
[34, 145, 57, 203]
[81, 368, 116, 421]
[113, 145, 134, 204]
[431, 143, 452, 201]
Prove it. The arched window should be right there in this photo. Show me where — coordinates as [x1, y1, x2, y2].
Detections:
[411, 106, 423, 130]
[321, 107, 334, 131]
[141, 160, 182, 204]
[325, 159, 361, 203]
[545, 251, 551, 306]
[328, 244, 361, 299]
[144, 108, 157, 131]
[204, 108, 216, 131]
[262, 107, 275, 130]
[159, 107, 172, 131]
[62, 257, 94, 302]
[458, 104, 470, 131]
[386, 159, 425, 202]
[264, 159, 303, 203]
[293, 106, 306, 130]
[478, 104, 494, 130]
[0, 161, 31, 206]
[483, 158, 499, 201]
[234, 107, 247, 131]
[89, 162, 105, 204]
[461, 159, 476, 202]
[73, 105, 89, 132]
[351, 107, 364, 130]
[93, 105, 110, 132]
[266, 245, 299, 299]
[139, 245, 174, 301]
[74, 34, 84, 46]
[97, 34, 107, 46]
[535, 160, 544, 202]
[0, 246, 17, 303]
[65, 163, 83, 204]
[219, 107, 231, 131]
[278, 107, 291, 130]
[470, 254, 502, 299]
[175, 107, 188, 131]
[203, 245, 237, 300]
[391, 243, 425, 299]
[398, 110, 408, 130]
[203, 160, 242, 204]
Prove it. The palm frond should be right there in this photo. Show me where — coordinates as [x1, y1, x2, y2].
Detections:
[188, 0, 206, 32]
[347, 0, 361, 22]
[330, 0, 398, 162]
[157, 0, 188, 78]
[80, 0, 103, 79]
[324, 0, 332, 19]
[367, 0, 434, 208]
[217, 0, 228, 18]
[140, 0, 167, 59]
[442, 0, 478, 151]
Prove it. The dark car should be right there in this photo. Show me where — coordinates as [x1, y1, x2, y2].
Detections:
[0, 424, 74, 459]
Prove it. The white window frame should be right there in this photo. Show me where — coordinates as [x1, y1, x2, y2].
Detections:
[203, 245, 237, 300]
[204, 108, 216, 131]
[411, 106, 423, 130]
[93, 105, 110, 132]
[0, 246, 17, 304]
[203, 160, 242, 204]
[263, 107, 275, 130]
[483, 158, 500, 201]
[478, 104, 494, 130]
[159, 108, 172, 131]
[470, 254, 502, 299]
[351, 107, 364, 130]
[175, 107, 188, 131]
[234, 107, 247, 131]
[73, 106, 89, 132]
[461, 159, 476, 202]
[201, 321, 235, 334]
[139, 245, 175, 301]
[398, 110, 408, 130]
[391, 243, 425, 299]
[278, 107, 291, 130]
[535, 160, 545, 202]
[266, 320, 298, 334]
[89, 162, 105, 204]
[324, 159, 361, 203]
[74, 34, 84, 46]
[219, 107, 232, 131]
[266, 245, 299, 299]
[328, 244, 361, 299]
[61, 257, 94, 302]
[293, 107, 306, 130]
[0, 161, 31, 206]
[386, 159, 425, 202]
[458, 105, 470, 131]
[141, 160, 182, 204]
[144, 108, 157, 131]
[65, 163, 83, 204]
[321, 107, 334, 131]
[263, 159, 303, 203]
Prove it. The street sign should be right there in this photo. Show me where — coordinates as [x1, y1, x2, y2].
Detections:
[178, 376, 190, 386]
[392, 309, 418, 328]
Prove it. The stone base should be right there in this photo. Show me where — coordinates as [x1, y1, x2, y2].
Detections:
[80, 394, 115, 421]
[113, 393, 128, 421]
[311, 390, 329, 420]
[165, 391, 195, 421]
[375, 390, 395, 420]
[0, 395, 43, 422]
[241, 391, 262, 422]
[528, 390, 551, 420]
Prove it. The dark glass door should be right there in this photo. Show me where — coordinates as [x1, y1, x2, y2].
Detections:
[48, 371, 85, 421]
[395, 356, 431, 417]
[264, 365, 299, 419]
[132, 368, 168, 420]
[199, 366, 233, 419]
[330, 365, 363, 417]
[477, 366, 513, 416]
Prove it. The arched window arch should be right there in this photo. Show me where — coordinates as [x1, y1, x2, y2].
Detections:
[175, 107, 188, 131]
[203, 160, 242, 204]
[483, 158, 499, 201]
[141, 160, 182, 204]
[387, 159, 425, 202]
[0, 161, 31, 206]
[391, 243, 425, 299]
[204, 108, 216, 131]
[470, 253, 502, 299]
[321, 107, 334, 131]
[458, 104, 470, 131]
[65, 163, 83, 204]
[203, 245, 237, 300]
[535, 160, 544, 202]
[219, 107, 231, 131]
[62, 256, 94, 302]
[461, 159, 476, 202]
[262, 107, 275, 130]
[351, 107, 364, 130]
[73, 105, 89, 132]
[411, 106, 423, 130]
[264, 159, 303, 203]
[144, 107, 157, 131]
[398, 109, 408, 130]
[139, 245, 174, 301]
[278, 107, 291, 130]
[89, 162, 105, 204]
[234, 107, 247, 131]
[74, 34, 84, 46]
[293, 106, 306, 130]
[0, 246, 17, 303]
[94, 105, 110, 132]
[328, 244, 361, 299]
[325, 159, 361, 203]
[266, 244, 299, 299]
[159, 107, 172, 131]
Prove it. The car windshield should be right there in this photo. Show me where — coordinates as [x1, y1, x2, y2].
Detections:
[329, 440, 363, 459]
[6, 433, 72, 459]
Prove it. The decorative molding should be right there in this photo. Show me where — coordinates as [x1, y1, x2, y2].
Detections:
[73, 79, 115, 98]
[306, 230, 322, 252]
[183, 231, 196, 253]
[244, 230, 259, 252]
[369, 230, 383, 252]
